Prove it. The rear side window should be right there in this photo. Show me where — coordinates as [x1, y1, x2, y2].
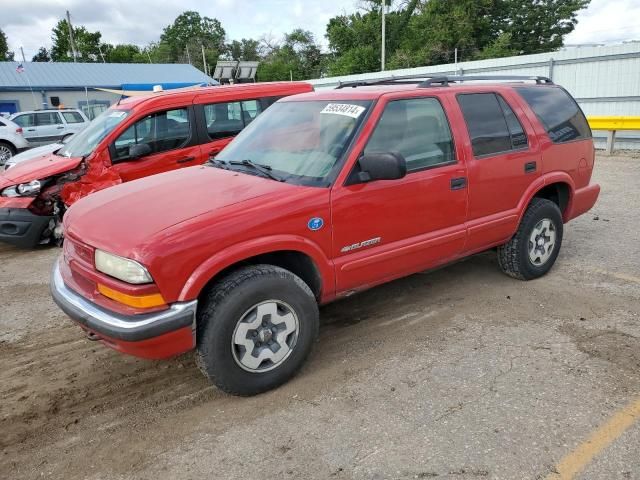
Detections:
[515, 87, 591, 143]
[13, 114, 35, 128]
[204, 100, 264, 140]
[457, 93, 511, 157]
[62, 111, 85, 124]
[365, 97, 455, 171]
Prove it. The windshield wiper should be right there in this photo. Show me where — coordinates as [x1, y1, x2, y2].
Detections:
[207, 158, 231, 170]
[228, 159, 285, 182]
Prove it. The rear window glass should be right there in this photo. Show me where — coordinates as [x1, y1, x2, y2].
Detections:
[515, 87, 591, 143]
[62, 111, 85, 124]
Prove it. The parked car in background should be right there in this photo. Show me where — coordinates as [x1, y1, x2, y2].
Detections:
[0, 116, 29, 167]
[0, 82, 314, 248]
[4, 135, 72, 171]
[50, 75, 600, 396]
[9, 109, 89, 146]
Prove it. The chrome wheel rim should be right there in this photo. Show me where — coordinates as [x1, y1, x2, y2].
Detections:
[528, 218, 556, 266]
[0, 145, 12, 165]
[231, 300, 299, 372]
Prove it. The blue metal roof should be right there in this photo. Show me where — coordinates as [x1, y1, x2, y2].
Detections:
[0, 62, 216, 91]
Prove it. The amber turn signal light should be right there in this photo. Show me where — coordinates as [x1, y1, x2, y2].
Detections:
[97, 283, 166, 309]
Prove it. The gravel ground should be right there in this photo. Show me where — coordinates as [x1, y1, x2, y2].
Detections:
[1, 153, 639, 480]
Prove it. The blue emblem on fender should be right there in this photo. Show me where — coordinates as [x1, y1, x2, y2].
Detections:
[308, 217, 324, 231]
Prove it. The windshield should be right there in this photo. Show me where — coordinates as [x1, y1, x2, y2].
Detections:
[57, 109, 130, 158]
[215, 100, 372, 186]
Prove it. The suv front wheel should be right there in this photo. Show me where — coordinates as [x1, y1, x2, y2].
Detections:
[498, 198, 564, 280]
[196, 265, 319, 396]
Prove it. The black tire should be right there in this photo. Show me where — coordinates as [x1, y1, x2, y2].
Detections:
[497, 198, 563, 280]
[196, 264, 319, 396]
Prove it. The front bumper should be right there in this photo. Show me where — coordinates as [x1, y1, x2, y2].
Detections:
[50, 260, 198, 358]
[0, 207, 53, 248]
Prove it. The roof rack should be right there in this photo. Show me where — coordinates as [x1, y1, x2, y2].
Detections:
[418, 75, 553, 87]
[335, 74, 553, 89]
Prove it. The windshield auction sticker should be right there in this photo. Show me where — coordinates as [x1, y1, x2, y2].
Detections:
[321, 103, 366, 118]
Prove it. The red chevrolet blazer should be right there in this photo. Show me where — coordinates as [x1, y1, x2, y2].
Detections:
[51, 76, 600, 395]
[0, 81, 313, 248]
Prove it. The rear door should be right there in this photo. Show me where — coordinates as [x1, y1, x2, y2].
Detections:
[60, 111, 88, 136]
[109, 106, 202, 182]
[454, 91, 540, 252]
[331, 96, 468, 293]
[34, 112, 65, 144]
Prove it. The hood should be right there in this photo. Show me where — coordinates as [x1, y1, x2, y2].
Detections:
[0, 153, 83, 185]
[6, 143, 63, 167]
[65, 165, 300, 255]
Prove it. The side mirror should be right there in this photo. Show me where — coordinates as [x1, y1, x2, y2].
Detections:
[357, 152, 407, 183]
[128, 143, 152, 159]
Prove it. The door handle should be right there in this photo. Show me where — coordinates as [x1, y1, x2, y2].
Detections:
[176, 156, 195, 164]
[56, 126, 64, 129]
[524, 161, 537, 173]
[26, 128, 35, 131]
[450, 177, 467, 190]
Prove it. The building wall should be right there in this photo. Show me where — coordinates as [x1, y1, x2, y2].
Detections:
[309, 42, 640, 149]
[0, 89, 120, 118]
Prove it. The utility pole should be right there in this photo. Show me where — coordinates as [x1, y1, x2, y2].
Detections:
[454, 48, 458, 74]
[186, 46, 191, 65]
[381, 0, 386, 71]
[201, 44, 207, 75]
[66, 10, 78, 62]
[98, 43, 106, 63]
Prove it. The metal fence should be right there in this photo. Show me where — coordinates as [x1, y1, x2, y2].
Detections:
[309, 42, 640, 150]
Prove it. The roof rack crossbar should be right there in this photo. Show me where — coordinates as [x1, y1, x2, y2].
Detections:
[418, 75, 553, 87]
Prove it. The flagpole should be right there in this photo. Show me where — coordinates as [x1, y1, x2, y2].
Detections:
[19, 47, 40, 110]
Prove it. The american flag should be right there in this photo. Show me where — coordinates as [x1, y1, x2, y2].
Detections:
[16, 63, 25, 73]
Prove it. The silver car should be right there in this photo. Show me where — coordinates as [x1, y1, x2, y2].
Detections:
[10, 109, 89, 146]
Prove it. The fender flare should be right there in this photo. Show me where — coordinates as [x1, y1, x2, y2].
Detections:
[178, 234, 335, 302]
[516, 171, 575, 224]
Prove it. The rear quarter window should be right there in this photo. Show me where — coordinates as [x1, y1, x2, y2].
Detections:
[515, 87, 591, 143]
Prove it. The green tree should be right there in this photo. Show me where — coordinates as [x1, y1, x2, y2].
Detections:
[497, 0, 589, 55]
[258, 29, 325, 81]
[325, 0, 590, 74]
[31, 47, 51, 62]
[160, 11, 226, 71]
[103, 44, 141, 63]
[0, 29, 15, 61]
[226, 38, 261, 61]
[51, 19, 103, 62]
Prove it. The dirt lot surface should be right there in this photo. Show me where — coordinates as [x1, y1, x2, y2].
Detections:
[1, 153, 639, 480]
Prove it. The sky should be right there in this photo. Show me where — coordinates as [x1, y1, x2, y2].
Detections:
[2, 0, 640, 61]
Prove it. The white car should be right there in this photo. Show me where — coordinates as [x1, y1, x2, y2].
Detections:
[10, 109, 89, 146]
[3, 136, 70, 171]
[0, 116, 30, 168]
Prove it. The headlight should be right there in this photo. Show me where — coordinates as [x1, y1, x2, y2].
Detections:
[1, 179, 42, 197]
[95, 249, 153, 284]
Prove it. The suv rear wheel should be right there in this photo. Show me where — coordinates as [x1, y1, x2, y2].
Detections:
[0, 141, 15, 166]
[498, 198, 563, 280]
[196, 265, 319, 396]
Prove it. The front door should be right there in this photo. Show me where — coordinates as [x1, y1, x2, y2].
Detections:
[109, 106, 202, 182]
[331, 97, 468, 294]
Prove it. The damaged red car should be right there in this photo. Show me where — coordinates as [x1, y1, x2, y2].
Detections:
[0, 81, 312, 248]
